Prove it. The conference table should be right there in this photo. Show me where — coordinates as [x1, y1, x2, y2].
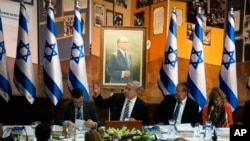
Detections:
[148, 124, 230, 141]
[2, 124, 230, 141]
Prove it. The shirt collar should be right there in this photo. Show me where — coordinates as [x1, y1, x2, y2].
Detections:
[126, 97, 137, 104]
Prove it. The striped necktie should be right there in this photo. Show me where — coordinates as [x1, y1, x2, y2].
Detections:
[123, 100, 130, 119]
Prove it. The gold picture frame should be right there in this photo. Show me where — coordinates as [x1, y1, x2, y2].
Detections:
[100, 26, 146, 89]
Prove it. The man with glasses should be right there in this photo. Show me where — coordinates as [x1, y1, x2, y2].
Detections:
[106, 36, 133, 84]
[93, 80, 149, 125]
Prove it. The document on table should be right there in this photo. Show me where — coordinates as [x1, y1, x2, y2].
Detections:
[175, 123, 194, 132]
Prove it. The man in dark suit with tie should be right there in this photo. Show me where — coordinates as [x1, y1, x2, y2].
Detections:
[57, 88, 100, 129]
[106, 36, 133, 84]
[154, 82, 199, 125]
[93, 80, 149, 125]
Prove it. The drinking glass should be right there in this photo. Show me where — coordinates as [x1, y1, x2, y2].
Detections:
[77, 126, 84, 138]
[168, 119, 176, 139]
[205, 121, 212, 140]
[194, 123, 200, 138]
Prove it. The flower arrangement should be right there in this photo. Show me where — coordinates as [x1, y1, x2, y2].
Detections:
[101, 126, 156, 141]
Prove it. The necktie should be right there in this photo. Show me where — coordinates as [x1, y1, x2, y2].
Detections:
[77, 107, 82, 119]
[172, 101, 181, 121]
[124, 53, 129, 68]
[123, 100, 130, 119]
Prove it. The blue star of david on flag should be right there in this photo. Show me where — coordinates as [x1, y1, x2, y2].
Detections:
[222, 48, 235, 70]
[189, 48, 203, 69]
[44, 41, 57, 62]
[16, 41, 31, 62]
[164, 46, 177, 67]
[0, 41, 6, 60]
[70, 43, 84, 64]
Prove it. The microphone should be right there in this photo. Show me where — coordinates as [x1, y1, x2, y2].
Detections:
[22, 126, 29, 141]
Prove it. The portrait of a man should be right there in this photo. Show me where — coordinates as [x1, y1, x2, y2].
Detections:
[101, 27, 146, 88]
[107, 36, 133, 83]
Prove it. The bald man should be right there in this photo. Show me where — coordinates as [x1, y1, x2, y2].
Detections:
[106, 36, 133, 83]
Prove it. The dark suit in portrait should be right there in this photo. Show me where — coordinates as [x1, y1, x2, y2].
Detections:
[107, 49, 133, 83]
[58, 100, 100, 127]
[93, 93, 149, 125]
[154, 94, 199, 125]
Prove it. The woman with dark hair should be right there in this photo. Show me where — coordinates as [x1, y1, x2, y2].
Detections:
[202, 87, 233, 127]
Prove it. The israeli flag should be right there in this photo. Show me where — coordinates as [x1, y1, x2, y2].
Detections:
[158, 7, 178, 95]
[0, 9, 12, 102]
[187, 7, 207, 109]
[43, 1, 63, 106]
[219, 8, 238, 111]
[13, 0, 36, 104]
[68, 2, 89, 99]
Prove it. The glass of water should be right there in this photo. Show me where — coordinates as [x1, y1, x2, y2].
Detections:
[194, 123, 200, 138]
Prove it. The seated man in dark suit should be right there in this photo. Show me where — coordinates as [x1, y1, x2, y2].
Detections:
[154, 82, 199, 125]
[58, 88, 100, 129]
[93, 80, 149, 125]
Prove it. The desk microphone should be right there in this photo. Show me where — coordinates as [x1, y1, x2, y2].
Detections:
[22, 126, 29, 141]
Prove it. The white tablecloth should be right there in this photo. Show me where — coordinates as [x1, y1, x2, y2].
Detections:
[144, 124, 229, 141]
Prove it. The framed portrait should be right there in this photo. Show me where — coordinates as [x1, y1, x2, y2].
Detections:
[106, 10, 123, 26]
[94, 3, 104, 27]
[134, 12, 145, 26]
[11, 0, 34, 5]
[100, 26, 146, 89]
[63, 13, 86, 36]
